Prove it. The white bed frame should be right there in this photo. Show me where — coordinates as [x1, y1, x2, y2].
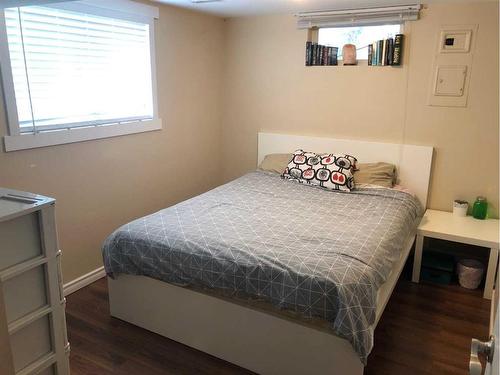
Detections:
[108, 133, 433, 375]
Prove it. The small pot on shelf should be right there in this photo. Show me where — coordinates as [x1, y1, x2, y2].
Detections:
[342, 44, 357, 65]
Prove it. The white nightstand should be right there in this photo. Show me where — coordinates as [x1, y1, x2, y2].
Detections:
[412, 209, 500, 299]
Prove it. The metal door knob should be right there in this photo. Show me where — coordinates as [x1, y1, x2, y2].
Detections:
[470, 336, 495, 375]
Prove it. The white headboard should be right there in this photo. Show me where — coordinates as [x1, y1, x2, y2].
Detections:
[258, 132, 433, 208]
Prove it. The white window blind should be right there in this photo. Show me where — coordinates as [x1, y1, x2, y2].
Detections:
[296, 4, 421, 29]
[4, 4, 154, 133]
[1, 1, 78, 9]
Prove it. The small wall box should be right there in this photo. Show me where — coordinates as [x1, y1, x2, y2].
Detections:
[433, 65, 467, 97]
[439, 29, 472, 53]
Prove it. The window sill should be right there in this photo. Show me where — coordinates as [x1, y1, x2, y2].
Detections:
[3, 119, 162, 152]
[306, 59, 402, 67]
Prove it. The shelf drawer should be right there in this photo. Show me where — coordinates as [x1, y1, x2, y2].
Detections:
[3, 264, 48, 324]
[0, 212, 43, 271]
[10, 314, 53, 372]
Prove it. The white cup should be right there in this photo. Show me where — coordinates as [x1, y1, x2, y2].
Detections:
[453, 200, 468, 217]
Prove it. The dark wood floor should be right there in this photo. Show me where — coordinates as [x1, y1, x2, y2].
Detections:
[66, 275, 491, 375]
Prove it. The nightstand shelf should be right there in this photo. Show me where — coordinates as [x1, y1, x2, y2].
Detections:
[412, 209, 500, 299]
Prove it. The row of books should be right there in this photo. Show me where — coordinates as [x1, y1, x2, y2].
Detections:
[305, 42, 338, 66]
[367, 34, 404, 66]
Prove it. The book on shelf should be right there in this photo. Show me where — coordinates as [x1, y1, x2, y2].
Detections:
[381, 39, 387, 66]
[331, 47, 339, 65]
[305, 41, 312, 66]
[377, 40, 383, 66]
[368, 34, 404, 67]
[386, 38, 394, 65]
[392, 34, 404, 66]
[304, 42, 338, 66]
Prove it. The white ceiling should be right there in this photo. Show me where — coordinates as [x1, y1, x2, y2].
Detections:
[152, 0, 496, 17]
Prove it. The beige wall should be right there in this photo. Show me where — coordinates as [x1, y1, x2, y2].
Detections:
[221, 2, 499, 217]
[0, 3, 226, 282]
[0, 1, 498, 284]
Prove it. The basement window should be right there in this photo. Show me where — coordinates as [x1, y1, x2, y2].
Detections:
[318, 24, 401, 60]
[297, 5, 420, 64]
[0, 0, 160, 152]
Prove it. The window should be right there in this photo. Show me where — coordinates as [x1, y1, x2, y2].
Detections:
[318, 24, 401, 60]
[297, 5, 420, 62]
[0, 0, 160, 151]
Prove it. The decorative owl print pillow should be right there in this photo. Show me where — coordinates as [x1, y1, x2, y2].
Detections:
[282, 150, 357, 192]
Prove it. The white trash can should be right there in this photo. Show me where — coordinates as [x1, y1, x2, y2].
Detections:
[457, 259, 484, 290]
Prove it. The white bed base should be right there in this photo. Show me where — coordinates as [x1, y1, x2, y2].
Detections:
[108, 229, 416, 375]
[108, 133, 433, 375]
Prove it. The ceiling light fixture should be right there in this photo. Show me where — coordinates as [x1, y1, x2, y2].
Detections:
[191, 0, 223, 3]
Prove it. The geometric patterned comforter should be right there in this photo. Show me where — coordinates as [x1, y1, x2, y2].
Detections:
[102, 171, 422, 364]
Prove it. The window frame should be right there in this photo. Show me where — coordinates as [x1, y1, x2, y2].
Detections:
[0, 0, 161, 152]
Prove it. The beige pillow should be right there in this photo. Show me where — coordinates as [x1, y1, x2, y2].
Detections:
[258, 153, 293, 174]
[354, 162, 396, 188]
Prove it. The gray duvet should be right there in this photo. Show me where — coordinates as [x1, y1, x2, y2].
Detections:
[102, 171, 421, 363]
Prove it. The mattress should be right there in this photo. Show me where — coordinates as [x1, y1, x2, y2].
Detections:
[102, 171, 422, 363]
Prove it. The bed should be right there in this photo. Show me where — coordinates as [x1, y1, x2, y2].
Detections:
[103, 133, 433, 375]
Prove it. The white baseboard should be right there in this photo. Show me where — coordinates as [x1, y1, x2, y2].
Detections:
[63, 266, 106, 296]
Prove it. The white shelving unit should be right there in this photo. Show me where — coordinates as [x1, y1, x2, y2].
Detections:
[0, 188, 70, 375]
